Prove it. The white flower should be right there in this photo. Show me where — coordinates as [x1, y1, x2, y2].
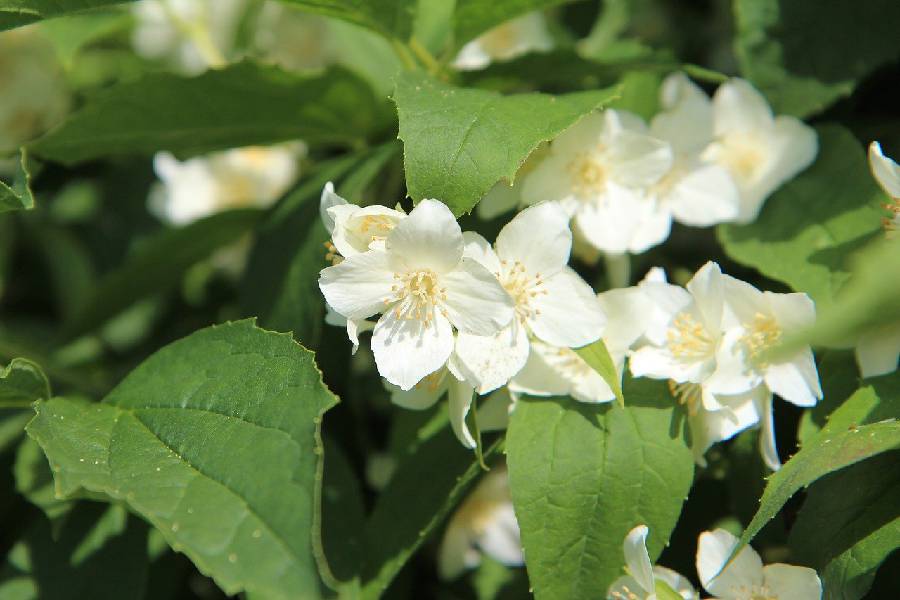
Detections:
[319, 199, 515, 390]
[696, 529, 822, 600]
[324, 303, 375, 355]
[319, 183, 406, 258]
[648, 74, 741, 227]
[855, 323, 900, 379]
[453, 12, 553, 71]
[521, 110, 674, 255]
[131, 0, 246, 74]
[253, 4, 335, 72]
[149, 143, 304, 225]
[869, 141, 900, 202]
[0, 27, 69, 156]
[608, 525, 698, 600]
[438, 466, 523, 580]
[476, 144, 550, 221]
[453, 203, 606, 394]
[701, 79, 817, 223]
[509, 339, 618, 403]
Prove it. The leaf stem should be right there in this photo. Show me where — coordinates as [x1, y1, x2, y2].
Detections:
[391, 39, 419, 71]
[604, 252, 631, 289]
[408, 38, 443, 77]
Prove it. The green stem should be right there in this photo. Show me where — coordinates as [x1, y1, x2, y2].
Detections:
[391, 39, 418, 71]
[604, 252, 631, 289]
[408, 38, 443, 77]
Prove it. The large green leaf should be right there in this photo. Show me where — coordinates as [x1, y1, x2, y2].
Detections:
[283, 0, 416, 40]
[718, 126, 885, 308]
[733, 0, 900, 117]
[26, 320, 339, 599]
[789, 452, 900, 600]
[0, 503, 149, 600]
[0, 358, 50, 407]
[360, 424, 505, 599]
[394, 72, 619, 216]
[453, 0, 576, 48]
[30, 63, 389, 165]
[64, 208, 263, 339]
[506, 378, 694, 599]
[0, 0, 126, 30]
[0, 150, 35, 214]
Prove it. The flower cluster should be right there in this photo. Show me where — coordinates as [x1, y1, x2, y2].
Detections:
[482, 75, 818, 257]
[608, 525, 821, 600]
[318, 191, 607, 447]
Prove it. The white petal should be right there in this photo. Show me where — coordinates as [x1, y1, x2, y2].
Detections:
[478, 387, 514, 432]
[528, 267, 607, 347]
[722, 274, 766, 329]
[757, 393, 782, 471]
[652, 73, 714, 154]
[437, 521, 480, 580]
[696, 529, 764, 597]
[477, 503, 523, 566]
[448, 377, 476, 448]
[627, 201, 672, 254]
[389, 368, 448, 410]
[639, 281, 693, 345]
[692, 387, 763, 460]
[477, 180, 521, 219]
[573, 184, 654, 255]
[454, 321, 530, 394]
[319, 181, 346, 233]
[764, 349, 821, 407]
[713, 78, 773, 136]
[387, 199, 463, 273]
[508, 343, 573, 397]
[762, 564, 822, 600]
[442, 259, 515, 335]
[705, 329, 761, 399]
[318, 251, 395, 320]
[666, 163, 741, 226]
[653, 566, 698, 600]
[856, 325, 900, 378]
[623, 525, 656, 594]
[629, 345, 710, 383]
[331, 203, 405, 257]
[765, 291, 816, 332]
[869, 141, 900, 199]
[495, 202, 572, 277]
[371, 309, 454, 390]
[552, 111, 607, 157]
[608, 129, 674, 188]
[461, 231, 502, 273]
[597, 286, 654, 351]
[686, 261, 725, 334]
[520, 153, 573, 205]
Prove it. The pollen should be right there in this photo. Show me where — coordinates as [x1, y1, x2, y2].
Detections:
[609, 585, 641, 600]
[568, 150, 608, 197]
[356, 214, 397, 244]
[667, 312, 714, 359]
[500, 260, 547, 320]
[883, 199, 900, 236]
[734, 583, 778, 600]
[386, 270, 448, 326]
[741, 312, 782, 365]
[323, 241, 342, 265]
[668, 380, 703, 416]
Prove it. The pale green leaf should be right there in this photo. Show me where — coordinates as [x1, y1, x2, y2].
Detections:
[574, 339, 624, 408]
[789, 452, 900, 600]
[26, 320, 339, 599]
[0, 150, 35, 214]
[0, 358, 50, 407]
[30, 63, 389, 165]
[453, 0, 576, 48]
[506, 378, 694, 599]
[733, 0, 900, 117]
[718, 126, 885, 308]
[281, 0, 416, 40]
[65, 208, 263, 339]
[394, 72, 620, 216]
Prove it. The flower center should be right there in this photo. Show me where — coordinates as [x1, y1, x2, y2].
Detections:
[883, 199, 900, 235]
[668, 380, 702, 416]
[355, 214, 397, 244]
[718, 133, 765, 180]
[568, 151, 607, 197]
[553, 347, 594, 378]
[741, 312, 782, 365]
[733, 584, 778, 600]
[479, 22, 520, 57]
[499, 260, 547, 321]
[323, 241, 342, 265]
[666, 312, 714, 360]
[387, 270, 448, 325]
[414, 369, 445, 392]
[609, 585, 642, 600]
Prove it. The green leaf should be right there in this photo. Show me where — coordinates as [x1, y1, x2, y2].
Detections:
[733, 0, 900, 117]
[394, 72, 619, 216]
[360, 424, 505, 599]
[506, 378, 694, 599]
[319, 437, 366, 586]
[282, 0, 416, 40]
[789, 452, 900, 600]
[30, 63, 389, 165]
[0, 358, 50, 407]
[574, 339, 624, 408]
[0, 0, 129, 31]
[0, 503, 149, 600]
[15, 436, 74, 523]
[734, 419, 900, 557]
[0, 410, 32, 453]
[655, 580, 686, 600]
[26, 320, 339, 599]
[0, 150, 35, 214]
[797, 352, 860, 446]
[64, 208, 263, 339]
[453, 0, 576, 48]
[718, 126, 885, 308]
[811, 372, 900, 443]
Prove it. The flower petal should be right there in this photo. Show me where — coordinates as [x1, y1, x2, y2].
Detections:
[686, 261, 725, 334]
[666, 163, 741, 226]
[573, 184, 655, 255]
[856, 324, 900, 378]
[596, 286, 655, 352]
[508, 343, 572, 398]
[332, 203, 405, 257]
[696, 528, 764, 597]
[757, 392, 782, 471]
[442, 258, 515, 334]
[461, 231, 502, 273]
[495, 201, 572, 276]
[653, 566, 698, 600]
[318, 251, 395, 320]
[713, 78, 773, 136]
[454, 321, 530, 394]
[764, 349, 821, 407]
[389, 368, 448, 410]
[608, 130, 674, 188]
[652, 73, 714, 155]
[448, 376, 476, 448]
[623, 524, 656, 594]
[762, 564, 822, 600]
[371, 308, 454, 390]
[477, 503, 523, 566]
[869, 141, 900, 199]
[527, 267, 606, 347]
[319, 181, 347, 233]
[387, 198, 463, 273]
